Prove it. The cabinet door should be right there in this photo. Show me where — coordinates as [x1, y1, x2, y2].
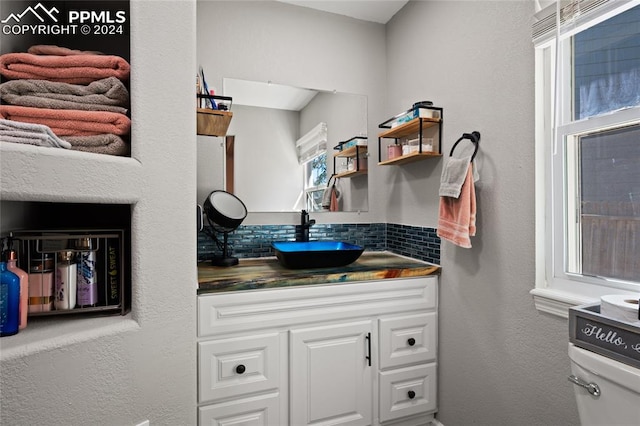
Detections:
[290, 320, 373, 426]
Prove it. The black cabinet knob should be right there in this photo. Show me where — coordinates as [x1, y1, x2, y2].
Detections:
[407, 338, 416, 346]
[235, 364, 246, 374]
[408, 390, 416, 399]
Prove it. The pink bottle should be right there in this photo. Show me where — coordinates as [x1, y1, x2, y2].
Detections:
[6, 249, 28, 329]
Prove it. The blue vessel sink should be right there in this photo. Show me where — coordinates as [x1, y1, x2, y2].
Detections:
[272, 241, 364, 269]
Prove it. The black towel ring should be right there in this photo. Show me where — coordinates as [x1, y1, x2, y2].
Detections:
[449, 131, 481, 162]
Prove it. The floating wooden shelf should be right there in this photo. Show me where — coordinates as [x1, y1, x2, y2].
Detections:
[378, 151, 442, 166]
[334, 145, 367, 158]
[333, 142, 368, 178]
[378, 117, 440, 139]
[196, 108, 233, 136]
[334, 169, 367, 179]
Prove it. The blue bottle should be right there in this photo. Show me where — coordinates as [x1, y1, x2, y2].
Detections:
[1, 260, 20, 336]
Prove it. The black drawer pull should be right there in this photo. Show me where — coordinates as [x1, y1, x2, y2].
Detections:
[407, 338, 416, 346]
[408, 390, 416, 399]
[235, 364, 246, 374]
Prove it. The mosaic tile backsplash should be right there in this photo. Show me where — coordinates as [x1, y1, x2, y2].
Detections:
[198, 223, 440, 265]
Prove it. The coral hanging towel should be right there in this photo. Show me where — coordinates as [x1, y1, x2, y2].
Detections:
[437, 163, 476, 248]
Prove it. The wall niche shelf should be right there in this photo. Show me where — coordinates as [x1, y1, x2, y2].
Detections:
[333, 137, 368, 179]
[378, 105, 443, 165]
[0, 0, 133, 349]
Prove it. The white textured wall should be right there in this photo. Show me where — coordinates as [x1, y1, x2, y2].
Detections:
[386, 1, 579, 425]
[196, 0, 387, 225]
[0, 1, 197, 425]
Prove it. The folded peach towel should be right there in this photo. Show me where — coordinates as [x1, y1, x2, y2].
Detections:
[0, 50, 130, 84]
[27, 45, 103, 56]
[329, 185, 339, 212]
[0, 105, 131, 137]
[437, 164, 476, 248]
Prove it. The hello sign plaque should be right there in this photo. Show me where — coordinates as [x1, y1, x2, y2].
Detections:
[569, 303, 640, 369]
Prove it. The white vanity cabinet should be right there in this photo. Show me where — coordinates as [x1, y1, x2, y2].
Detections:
[197, 275, 438, 425]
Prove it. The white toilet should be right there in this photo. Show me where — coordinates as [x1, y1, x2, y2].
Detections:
[568, 343, 640, 426]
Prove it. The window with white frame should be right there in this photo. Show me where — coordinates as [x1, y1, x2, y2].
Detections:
[532, 0, 640, 317]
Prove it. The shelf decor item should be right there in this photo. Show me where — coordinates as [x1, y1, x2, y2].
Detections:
[570, 302, 640, 369]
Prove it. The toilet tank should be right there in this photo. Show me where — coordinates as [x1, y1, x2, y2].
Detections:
[568, 343, 640, 426]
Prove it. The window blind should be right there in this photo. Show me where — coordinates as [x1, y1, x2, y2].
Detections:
[296, 122, 327, 164]
[532, 0, 634, 44]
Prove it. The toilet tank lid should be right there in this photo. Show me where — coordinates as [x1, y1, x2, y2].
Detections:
[569, 343, 640, 394]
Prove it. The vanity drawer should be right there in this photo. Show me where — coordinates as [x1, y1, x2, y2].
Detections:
[198, 332, 280, 404]
[379, 363, 437, 423]
[198, 392, 281, 426]
[378, 312, 437, 370]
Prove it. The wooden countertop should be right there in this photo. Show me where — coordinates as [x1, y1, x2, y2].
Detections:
[198, 251, 440, 294]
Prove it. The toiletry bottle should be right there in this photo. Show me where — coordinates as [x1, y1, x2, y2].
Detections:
[1, 257, 21, 336]
[28, 254, 54, 313]
[6, 248, 28, 329]
[55, 251, 77, 310]
[76, 238, 97, 307]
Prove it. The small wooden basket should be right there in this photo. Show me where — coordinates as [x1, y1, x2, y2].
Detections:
[196, 108, 233, 137]
[196, 94, 233, 136]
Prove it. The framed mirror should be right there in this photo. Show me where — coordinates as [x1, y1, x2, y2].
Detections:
[221, 78, 368, 213]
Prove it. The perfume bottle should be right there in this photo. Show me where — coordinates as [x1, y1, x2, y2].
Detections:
[76, 238, 97, 307]
[55, 251, 77, 310]
[1, 259, 20, 336]
[6, 248, 28, 329]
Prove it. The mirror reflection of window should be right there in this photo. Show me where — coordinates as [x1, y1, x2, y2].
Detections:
[304, 153, 327, 212]
[296, 122, 328, 212]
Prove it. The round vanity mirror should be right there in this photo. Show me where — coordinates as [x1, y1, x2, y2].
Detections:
[204, 190, 247, 232]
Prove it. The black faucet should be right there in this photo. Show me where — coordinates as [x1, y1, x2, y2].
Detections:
[297, 209, 316, 242]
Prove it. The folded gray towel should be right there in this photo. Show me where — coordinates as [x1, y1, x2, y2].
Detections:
[0, 119, 71, 148]
[0, 77, 129, 114]
[439, 156, 472, 198]
[62, 134, 130, 156]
